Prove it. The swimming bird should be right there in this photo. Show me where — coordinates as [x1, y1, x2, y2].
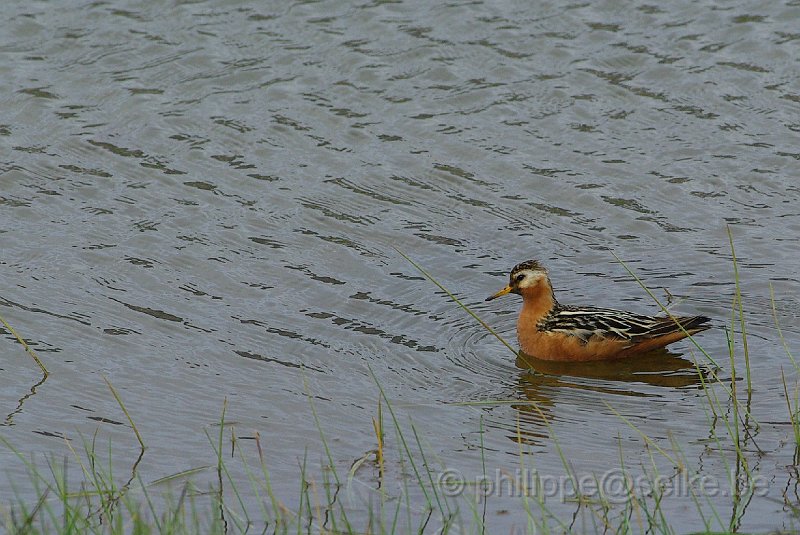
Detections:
[486, 260, 711, 361]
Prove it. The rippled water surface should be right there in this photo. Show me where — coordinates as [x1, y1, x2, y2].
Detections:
[2, 0, 800, 531]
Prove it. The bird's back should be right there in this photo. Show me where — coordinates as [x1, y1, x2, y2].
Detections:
[540, 305, 711, 344]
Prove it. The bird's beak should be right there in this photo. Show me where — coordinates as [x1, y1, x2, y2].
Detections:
[485, 284, 513, 302]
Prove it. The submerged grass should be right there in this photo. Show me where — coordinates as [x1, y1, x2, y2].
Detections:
[1, 237, 797, 533]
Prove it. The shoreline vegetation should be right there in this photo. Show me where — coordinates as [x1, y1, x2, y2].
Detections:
[2, 234, 797, 534]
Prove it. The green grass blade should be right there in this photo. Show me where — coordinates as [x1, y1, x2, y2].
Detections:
[611, 252, 719, 369]
[394, 247, 522, 361]
[103, 376, 146, 450]
[0, 313, 49, 377]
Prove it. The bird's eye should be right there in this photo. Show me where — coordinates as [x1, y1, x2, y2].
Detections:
[515, 273, 525, 282]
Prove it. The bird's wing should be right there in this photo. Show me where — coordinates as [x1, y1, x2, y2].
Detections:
[541, 306, 703, 344]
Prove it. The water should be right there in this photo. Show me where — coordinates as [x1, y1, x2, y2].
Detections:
[2, 0, 800, 531]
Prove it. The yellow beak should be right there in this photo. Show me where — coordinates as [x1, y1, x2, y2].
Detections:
[485, 284, 513, 302]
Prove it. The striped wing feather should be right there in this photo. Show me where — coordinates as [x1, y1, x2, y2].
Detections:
[540, 305, 710, 344]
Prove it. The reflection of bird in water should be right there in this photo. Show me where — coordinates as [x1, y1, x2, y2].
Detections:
[516, 350, 712, 388]
[509, 351, 714, 446]
[486, 260, 711, 361]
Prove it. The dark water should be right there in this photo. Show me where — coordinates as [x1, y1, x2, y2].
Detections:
[2, 0, 800, 531]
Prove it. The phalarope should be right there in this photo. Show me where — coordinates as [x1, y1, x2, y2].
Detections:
[486, 260, 710, 361]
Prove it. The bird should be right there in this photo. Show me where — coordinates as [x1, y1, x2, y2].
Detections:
[485, 260, 711, 361]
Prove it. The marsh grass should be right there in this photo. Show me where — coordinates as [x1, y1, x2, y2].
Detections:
[1, 238, 797, 533]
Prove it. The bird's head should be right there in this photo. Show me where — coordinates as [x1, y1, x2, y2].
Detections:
[486, 260, 549, 301]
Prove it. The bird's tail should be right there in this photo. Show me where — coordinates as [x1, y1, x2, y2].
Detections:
[646, 315, 711, 338]
[678, 315, 712, 334]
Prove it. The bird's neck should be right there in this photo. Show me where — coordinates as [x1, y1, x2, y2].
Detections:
[519, 279, 557, 327]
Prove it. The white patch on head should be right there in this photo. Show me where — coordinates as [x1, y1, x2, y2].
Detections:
[512, 269, 547, 289]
